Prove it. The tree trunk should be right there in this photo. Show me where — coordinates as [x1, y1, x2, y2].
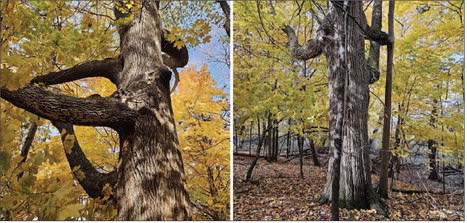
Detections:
[1, 2, 192, 220]
[298, 136, 304, 179]
[114, 3, 191, 220]
[428, 139, 440, 181]
[249, 121, 253, 155]
[286, 119, 291, 158]
[316, 2, 387, 216]
[308, 138, 321, 167]
[245, 117, 269, 181]
[379, 0, 395, 199]
[266, 113, 273, 161]
[428, 100, 441, 181]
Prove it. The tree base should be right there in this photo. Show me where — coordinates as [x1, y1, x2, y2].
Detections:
[318, 188, 388, 217]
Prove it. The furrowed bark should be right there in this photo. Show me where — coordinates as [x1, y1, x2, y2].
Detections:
[113, 2, 191, 220]
[30, 57, 122, 86]
[280, 1, 388, 216]
[53, 121, 117, 200]
[1, 85, 136, 128]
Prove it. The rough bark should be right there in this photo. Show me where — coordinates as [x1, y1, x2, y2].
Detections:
[379, 0, 395, 199]
[1, 84, 137, 129]
[283, 1, 387, 216]
[113, 2, 191, 220]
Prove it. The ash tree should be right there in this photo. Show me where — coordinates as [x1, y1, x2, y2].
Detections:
[0, 1, 203, 220]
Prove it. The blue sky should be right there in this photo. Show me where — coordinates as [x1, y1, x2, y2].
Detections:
[180, 21, 230, 95]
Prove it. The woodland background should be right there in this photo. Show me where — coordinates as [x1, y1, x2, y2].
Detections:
[233, 0, 464, 221]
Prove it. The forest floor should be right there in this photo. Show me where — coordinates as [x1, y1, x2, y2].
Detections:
[233, 155, 464, 221]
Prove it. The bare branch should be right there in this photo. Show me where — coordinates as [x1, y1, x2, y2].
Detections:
[52, 121, 117, 199]
[31, 57, 122, 86]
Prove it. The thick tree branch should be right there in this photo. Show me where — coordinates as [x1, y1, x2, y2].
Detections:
[216, 1, 230, 37]
[282, 25, 323, 61]
[30, 57, 122, 86]
[52, 121, 117, 199]
[1, 85, 136, 128]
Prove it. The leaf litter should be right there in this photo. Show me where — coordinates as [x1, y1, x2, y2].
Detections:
[234, 156, 464, 221]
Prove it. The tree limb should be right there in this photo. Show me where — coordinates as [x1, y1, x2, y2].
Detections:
[52, 121, 117, 199]
[161, 28, 188, 69]
[216, 1, 230, 37]
[1, 85, 136, 128]
[282, 25, 323, 61]
[30, 57, 122, 86]
[364, 24, 392, 46]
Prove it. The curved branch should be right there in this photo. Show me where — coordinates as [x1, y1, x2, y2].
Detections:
[1, 84, 136, 128]
[31, 57, 122, 86]
[364, 24, 392, 46]
[282, 25, 323, 60]
[52, 121, 117, 199]
[161, 29, 189, 69]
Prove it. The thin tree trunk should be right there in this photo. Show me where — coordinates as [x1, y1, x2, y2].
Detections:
[286, 119, 291, 158]
[428, 99, 441, 181]
[245, 116, 269, 181]
[308, 138, 321, 167]
[249, 121, 253, 155]
[298, 136, 304, 179]
[235, 129, 239, 153]
[379, 0, 395, 199]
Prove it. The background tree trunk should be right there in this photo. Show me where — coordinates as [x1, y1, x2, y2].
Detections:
[308, 138, 321, 167]
[379, 0, 395, 199]
[298, 136, 304, 179]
